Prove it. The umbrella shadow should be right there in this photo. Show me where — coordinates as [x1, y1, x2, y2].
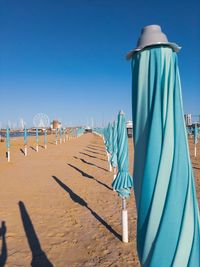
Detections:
[39, 145, 45, 149]
[87, 146, 105, 153]
[51, 176, 120, 240]
[84, 149, 105, 156]
[67, 164, 112, 191]
[79, 152, 107, 162]
[30, 146, 37, 152]
[20, 149, 25, 155]
[0, 221, 7, 267]
[74, 156, 108, 172]
[18, 201, 53, 267]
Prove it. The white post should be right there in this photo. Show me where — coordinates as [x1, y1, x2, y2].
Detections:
[45, 144, 47, 149]
[122, 198, 128, 243]
[106, 151, 112, 171]
[194, 145, 197, 157]
[60, 138, 62, 144]
[7, 149, 10, 162]
[55, 140, 57, 145]
[36, 145, 39, 152]
[24, 145, 27, 156]
[113, 167, 117, 181]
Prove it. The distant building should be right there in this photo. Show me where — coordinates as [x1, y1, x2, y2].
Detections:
[51, 120, 61, 129]
[184, 114, 192, 126]
[126, 120, 133, 138]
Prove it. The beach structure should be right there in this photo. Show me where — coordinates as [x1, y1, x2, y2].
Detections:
[6, 127, 10, 162]
[129, 25, 200, 266]
[51, 120, 61, 130]
[112, 111, 133, 243]
[24, 127, 28, 156]
[36, 128, 39, 152]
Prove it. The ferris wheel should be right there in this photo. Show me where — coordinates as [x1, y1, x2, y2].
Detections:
[33, 113, 50, 128]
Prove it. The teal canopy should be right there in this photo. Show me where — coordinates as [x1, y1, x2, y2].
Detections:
[194, 124, 198, 144]
[6, 127, 10, 149]
[107, 123, 113, 155]
[112, 111, 133, 198]
[36, 128, 39, 144]
[131, 46, 200, 266]
[24, 127, 27, 145]
[110, 121, 118, 168]
[44, 130, 47, 144]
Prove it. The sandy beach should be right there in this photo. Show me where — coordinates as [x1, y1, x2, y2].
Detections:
[0, 133, 199, 266]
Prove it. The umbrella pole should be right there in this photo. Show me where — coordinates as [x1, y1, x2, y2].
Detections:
[7, 148, 10, 162]
[36, 144, 38, 152]
[107, 153, 112, 172]
[122, 197, 128, 243]
[113, 167, 117, 180]
[24, 145, 27, 156]
[194, 145, 196, 157]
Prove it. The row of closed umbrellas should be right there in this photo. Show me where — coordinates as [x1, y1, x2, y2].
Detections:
[3, 127, 85, 162]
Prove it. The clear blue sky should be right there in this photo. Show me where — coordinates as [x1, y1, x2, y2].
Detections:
[0, 0, 199, 127]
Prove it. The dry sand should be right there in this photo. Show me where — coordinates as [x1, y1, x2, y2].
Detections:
[0, 133, 199, 267]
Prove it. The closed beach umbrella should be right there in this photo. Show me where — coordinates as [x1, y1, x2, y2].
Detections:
[60, 128, 62, 144]
[112, 111, 133, 243]
[6, 127, 10, 162]
[194, 123, 198, 157]
[129, 25, 200, 266]
[44, 129, 47, 149]
[107, 123, 113, 172]
[55, 128, 58, 145]
[24, 127, 28, 156]
[110, 121, 118, 179]
[36, 128, 39, 152]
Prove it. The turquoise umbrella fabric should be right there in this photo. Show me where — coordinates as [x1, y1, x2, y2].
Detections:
[131, 46, 200, 266]
[24, 127, 27, 145]
[6, 128, 10, 149]
[112, 112, 133, 198]
[36, 128, 39, 144]
[44, 130, 47, 144]
[194, 124, 198, 144]
[107, 123, 113, 155]
[110, 121, 118, 168]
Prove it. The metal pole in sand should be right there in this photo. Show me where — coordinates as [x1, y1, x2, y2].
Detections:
[24, 145, 28, 156]
[122, 197, 128, 243]
[194, 144, 197, 157]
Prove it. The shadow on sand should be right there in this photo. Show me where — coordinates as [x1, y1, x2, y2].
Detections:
[20, 149, 25, 155]
[79, 152, 106, 162]
[18, 201, 53, 267]
[30, 146, 37, 152]
[87, 146, 105, 152]
[0, 221, 7, 267]
[84, 149, 105, 156]
[74, 156, 108, 172]
[52, 176, 120, 240]
[67, 164, 112, 191]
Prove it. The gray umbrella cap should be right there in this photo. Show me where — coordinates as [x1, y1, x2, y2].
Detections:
[126, 25, 181, 59]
